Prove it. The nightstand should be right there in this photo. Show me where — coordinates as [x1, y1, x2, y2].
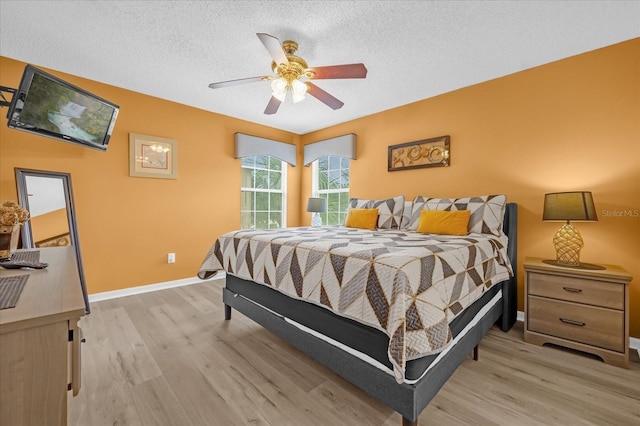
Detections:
[523, 257, 632, 368]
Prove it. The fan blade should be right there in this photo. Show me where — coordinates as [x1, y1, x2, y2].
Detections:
[264, 96, 282, 115]
[209, 76, 269, 89]
[307, 63, 367, 80]
[257, 33, 289, 66]
[307, 83, 344, 110]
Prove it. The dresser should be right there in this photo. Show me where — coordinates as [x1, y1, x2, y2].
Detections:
[523, 257, 632, 368]
[0, 247, 86, 425]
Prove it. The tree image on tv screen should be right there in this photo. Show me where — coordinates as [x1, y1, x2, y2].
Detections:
[18, 74, 113, 143]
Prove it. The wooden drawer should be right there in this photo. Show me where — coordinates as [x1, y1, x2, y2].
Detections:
[527, 296, 624, 352]
[527, 272, 624, 310]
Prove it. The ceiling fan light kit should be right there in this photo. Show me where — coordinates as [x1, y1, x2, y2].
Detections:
[290, 79, 308, 103]
[209, 33, 367, 115]
[270, 78, 288, 101]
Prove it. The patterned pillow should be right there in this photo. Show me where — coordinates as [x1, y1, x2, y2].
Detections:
[399, 200, 413, 230]
[407, 194, 507, 236]
[346, 195, 405, 229]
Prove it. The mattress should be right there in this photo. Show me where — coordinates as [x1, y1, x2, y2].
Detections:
[226, 273, 503, 382]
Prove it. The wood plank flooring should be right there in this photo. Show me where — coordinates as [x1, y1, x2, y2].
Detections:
[68, 280, 640, 425]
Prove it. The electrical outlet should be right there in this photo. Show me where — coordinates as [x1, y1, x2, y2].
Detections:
[167, 253, 176, 264]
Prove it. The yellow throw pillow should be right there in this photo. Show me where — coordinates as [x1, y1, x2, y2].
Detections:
[345, 208, 379, 230]
[417, 210, 470, 235]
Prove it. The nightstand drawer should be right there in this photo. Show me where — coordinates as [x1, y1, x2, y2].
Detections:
[527, 296, 624, 352]
[527, 272, 624, 310]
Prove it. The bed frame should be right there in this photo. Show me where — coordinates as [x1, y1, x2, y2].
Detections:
[222, 203, 518, 425]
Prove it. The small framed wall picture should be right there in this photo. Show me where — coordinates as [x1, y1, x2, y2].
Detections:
[388, 135, 450, 171]
[129, 133, 178, 179]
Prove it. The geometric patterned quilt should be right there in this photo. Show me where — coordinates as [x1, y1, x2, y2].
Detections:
[197, 226, 513, 382]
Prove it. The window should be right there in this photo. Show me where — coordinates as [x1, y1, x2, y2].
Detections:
[312, 155, 350, 225]
[241, 155, 286, 229]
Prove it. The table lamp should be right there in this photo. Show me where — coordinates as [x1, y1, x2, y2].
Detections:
[307, 197, 327, 227]
[542, 191, 598, 267]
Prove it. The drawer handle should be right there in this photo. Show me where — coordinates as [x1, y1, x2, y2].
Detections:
[562, 287, 583, 293]
[560, 318, 586, 327]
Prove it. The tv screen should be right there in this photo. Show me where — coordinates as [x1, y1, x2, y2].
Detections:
[6, 65, 119, 151]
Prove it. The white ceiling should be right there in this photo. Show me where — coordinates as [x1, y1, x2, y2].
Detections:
[1, 1, 638, 135]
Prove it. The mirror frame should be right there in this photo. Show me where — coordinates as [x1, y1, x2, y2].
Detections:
[15, 168, 90, 314]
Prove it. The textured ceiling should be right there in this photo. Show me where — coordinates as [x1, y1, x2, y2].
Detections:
[1, 1, 638, 135]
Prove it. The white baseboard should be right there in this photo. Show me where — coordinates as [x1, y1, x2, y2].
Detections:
[516, 310, 640, 358]
[633, 338, 640, 358]
[88, 272, 225, 303]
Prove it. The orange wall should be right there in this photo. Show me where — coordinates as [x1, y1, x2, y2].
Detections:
[301, 38, 640, 337]
[0, 57, 301, 294]
[31, 207, 68, 243]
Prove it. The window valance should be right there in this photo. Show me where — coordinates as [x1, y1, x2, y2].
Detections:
[234, 133, 297, 167]
[303, 133, 357, 166]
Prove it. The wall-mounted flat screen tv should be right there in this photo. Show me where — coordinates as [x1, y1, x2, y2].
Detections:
[6, 65, 119, 151]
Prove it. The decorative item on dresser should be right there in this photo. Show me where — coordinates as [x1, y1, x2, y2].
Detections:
[523, 257, 632, 368]
[0, 201, 30, 260]
[306, 197, 327, 227]
[542, 191, 598, 267]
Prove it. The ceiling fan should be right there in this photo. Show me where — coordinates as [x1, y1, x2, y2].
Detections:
[208, 33, 367, 115]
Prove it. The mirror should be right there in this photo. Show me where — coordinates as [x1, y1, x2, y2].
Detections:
[15, 168, 90, 314]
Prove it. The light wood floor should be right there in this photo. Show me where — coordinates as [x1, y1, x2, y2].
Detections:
[69, 280, 640, 426]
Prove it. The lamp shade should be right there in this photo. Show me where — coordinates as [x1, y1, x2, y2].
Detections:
[306, 197, 327, 213]
[543, 192, 598, 222]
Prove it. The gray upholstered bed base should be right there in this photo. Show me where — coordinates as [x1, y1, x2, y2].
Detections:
[222, 203, 518, 425]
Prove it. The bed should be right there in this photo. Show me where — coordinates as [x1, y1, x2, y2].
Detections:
[198, 195, 517, 425]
